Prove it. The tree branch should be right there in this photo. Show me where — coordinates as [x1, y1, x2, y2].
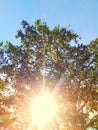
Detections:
[84, 118, 98, 129]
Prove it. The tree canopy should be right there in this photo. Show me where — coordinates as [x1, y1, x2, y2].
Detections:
[0, 19, 98, 130]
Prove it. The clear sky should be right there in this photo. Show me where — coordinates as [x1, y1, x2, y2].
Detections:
[0, 0, 98, 45]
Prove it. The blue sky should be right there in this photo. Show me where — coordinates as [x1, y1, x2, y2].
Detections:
[0, 0, 98, 45]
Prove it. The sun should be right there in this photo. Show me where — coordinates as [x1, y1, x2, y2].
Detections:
[30, 93, 57, 128]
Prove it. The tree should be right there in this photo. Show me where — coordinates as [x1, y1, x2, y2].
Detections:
[0, 19, 98, 130]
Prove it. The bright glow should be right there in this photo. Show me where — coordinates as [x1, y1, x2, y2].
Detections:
[30, 94, 57, 128]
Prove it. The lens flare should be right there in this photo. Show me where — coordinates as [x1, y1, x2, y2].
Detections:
[30, 94, 57, 128]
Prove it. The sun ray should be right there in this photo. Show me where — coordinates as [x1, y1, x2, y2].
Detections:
[29, 93, 57, 128]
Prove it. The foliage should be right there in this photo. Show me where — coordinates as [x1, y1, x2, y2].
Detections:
[0, 19, 98, 130]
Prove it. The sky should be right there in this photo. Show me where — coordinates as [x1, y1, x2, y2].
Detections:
[0, 0, 98, 45]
